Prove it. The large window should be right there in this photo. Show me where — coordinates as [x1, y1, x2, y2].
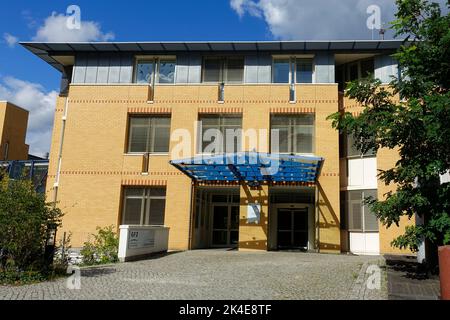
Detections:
[198, 114, 242, 154]
[344, 189, 378, 232]
[128, 116, 171, 153]
[135, 57, 176, 84]
[202, 57, 244, 83]
[122, 188, 166, 226]
[273, 57, 314, 84]
[271, 115, 314, 154]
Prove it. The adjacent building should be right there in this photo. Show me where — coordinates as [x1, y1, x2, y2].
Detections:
[0, 101, 29, 161]
[22, 40, 413, 255]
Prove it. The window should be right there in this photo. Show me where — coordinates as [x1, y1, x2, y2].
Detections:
[345, 189, 378, 232]
[273, 57, 314, 84]
[345, 133, 376, 158]
[296, 59, 313, 83]
[198, 114, 242, 154]
[128, 116, 171, 153]
[122, 188, 166, 226]
[271, 115, 314, 154]
[202, 57, 244, 83]
[134, 57, 176, 84]
[273, 59, 290, 83]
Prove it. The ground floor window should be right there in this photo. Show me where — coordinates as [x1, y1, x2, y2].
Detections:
[122, 187, 166, 226]
[344, 189, 378, 232]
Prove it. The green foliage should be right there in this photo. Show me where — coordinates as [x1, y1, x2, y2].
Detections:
[0, 172, 64, 284]
[328, 0, 450, 252]
[80, 226, 119, 266]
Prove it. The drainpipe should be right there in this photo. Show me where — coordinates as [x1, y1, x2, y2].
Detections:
[187, 182, 195, 250]
[52, 95, 69, 204]
[315, 184, 320, 253]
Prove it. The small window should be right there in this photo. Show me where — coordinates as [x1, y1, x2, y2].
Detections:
[345, 133, 376, 158]
[158, 59, 176, 83]
[203, 57, 244, 83]
[273, 59, 290, 83]
[271, 115, 314, 154]
[296, 59, 313, 83]
[346, 189, 378, 232]
[122, 188, 166, 226]
[135, 58, 176, 84]
[136, 61, 154, 84]
[198, 114, 242, 154]
[128, 116, 171, 153]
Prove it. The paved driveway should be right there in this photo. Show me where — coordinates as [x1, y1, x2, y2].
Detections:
[0, 250, 387, 300]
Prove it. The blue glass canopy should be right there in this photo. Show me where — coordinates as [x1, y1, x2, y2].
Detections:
[170, 152, 324, 184]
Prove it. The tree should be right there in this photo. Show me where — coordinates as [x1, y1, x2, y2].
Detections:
[0, 172, 63, 273]
[328, 0, 450, 263]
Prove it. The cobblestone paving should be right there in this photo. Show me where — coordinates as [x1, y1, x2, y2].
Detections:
[0, 250, 387, 300]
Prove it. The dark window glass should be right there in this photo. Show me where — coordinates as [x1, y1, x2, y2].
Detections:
[199, 115, 242, 154]
[273, 59, 290, 83]
[271, 115, 314, 154]
[128, 116, 171, 153]
[296, 59, 313, 83]
[122, 188, 166, 226]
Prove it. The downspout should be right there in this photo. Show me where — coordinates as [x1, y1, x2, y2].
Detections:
[187, 182, 195, 250]
[52, 95, 69, 204]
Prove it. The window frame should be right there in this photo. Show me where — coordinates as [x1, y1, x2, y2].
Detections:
[201, 56, 245, 84]
[127, 115, 171, 154]
[122, 187, 167, 226]
[272, 55, 315, 84]
[197, 114, 243, 154]
[133, 56, 177, 84]
[346, 189, 379, 233]
[270, 114, 315, 155]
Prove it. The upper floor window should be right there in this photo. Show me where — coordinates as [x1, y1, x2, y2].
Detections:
[273, 57, 314, 84]
[135, 57, 176, 84]
[198, 114, 242, 154]
[271, 115, 314, 154]
[336, 58, 374, 90]
[202, 57, 244, 83]
[128, 116, 171, 153]
[122, 188, 166, 226]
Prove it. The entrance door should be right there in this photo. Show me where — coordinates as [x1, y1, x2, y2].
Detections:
[212, 205, 239, 247]
[277, 208, 308, 249]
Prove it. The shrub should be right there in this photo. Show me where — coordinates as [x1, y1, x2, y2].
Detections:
[0, 173, 63, 284]
[80, 226, 119, 266]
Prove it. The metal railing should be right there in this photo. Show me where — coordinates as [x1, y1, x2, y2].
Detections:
[0, 160, 49, 193]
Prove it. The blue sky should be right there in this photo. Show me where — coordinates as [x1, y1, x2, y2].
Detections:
[2, 0, 441, 156]
[0, 1, 270, 90]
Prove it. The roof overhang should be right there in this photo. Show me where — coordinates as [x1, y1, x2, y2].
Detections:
[20, 40, 408, 72]
[170, 152, 324, 186]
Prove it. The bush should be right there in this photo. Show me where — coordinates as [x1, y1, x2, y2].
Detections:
[0, 173, 64, 284]
[80, 226, 119, 266]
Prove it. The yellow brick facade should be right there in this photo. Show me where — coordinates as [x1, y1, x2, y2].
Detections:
[46, 84, 341, 252]
[46, 83, 410, 255]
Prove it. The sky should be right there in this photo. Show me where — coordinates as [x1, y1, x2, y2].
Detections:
[0, 0, 444, 157]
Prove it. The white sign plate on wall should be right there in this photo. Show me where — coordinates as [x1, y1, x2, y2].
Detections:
[247, 203, 261, 224]
[128, 229, 156, 249]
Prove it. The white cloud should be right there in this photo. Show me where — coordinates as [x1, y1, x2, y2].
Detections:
[230, 0, 401, 40]
[0, 77, 57, 157]
[33, 13, 114, 42]
[3, 33, 19, 48]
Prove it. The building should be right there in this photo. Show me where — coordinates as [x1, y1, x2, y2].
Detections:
[22, 40, 413, 255]
[0, 101, 29, 161]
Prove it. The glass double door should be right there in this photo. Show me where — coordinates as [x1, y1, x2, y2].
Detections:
[277, 208, 309, 249]
[212, 205, 239, 247]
